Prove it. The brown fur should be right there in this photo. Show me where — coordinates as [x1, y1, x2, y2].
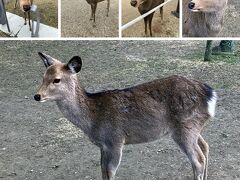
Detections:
[86, 0, 110, 27]
[130, 0, 164, 37]
[15, 0, 32, 31]
[183, 0, 228, 37]
[35, 53, 217, 180]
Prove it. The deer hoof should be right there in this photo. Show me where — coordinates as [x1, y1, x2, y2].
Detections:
[92, 23, 96, 27]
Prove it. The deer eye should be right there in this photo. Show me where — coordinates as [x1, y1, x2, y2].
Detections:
[53, 79, 61, 84]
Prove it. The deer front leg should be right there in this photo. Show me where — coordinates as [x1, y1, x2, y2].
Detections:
[90, 4, 94, 21]
[14, 0, 18, 9]
[24, 12, 27, 25]
[92, 3, 97, 27]
[28, 11, 32, 31]
[106, 0, 110, 17]
[100, 145, 123, 180]
[148, 13, 154, 37]
[143, 17, 148, 37]
[160, 7, 163, 20]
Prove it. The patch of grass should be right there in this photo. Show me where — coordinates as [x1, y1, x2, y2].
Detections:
[0, 30, 10, 37]
[5, 0, 58, 28]
[209, 53, 240, 64]
[182, 42, 240, 65]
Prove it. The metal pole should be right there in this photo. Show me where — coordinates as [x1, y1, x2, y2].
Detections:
[0, 0, 10, 32]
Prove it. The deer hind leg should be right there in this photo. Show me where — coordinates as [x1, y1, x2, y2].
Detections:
[100, 145, 123, 180]
[198, 135, 209, 180]
[148, 13, 154, 37]
[172, 129, 206, 180]
[106, 0, 110, 17]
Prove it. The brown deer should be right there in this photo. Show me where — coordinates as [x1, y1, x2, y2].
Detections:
[34, 52, 217, 180]
[15, 0, 32, 31]
[183, 0, 228, 37]
[130, 0, 164, 37]
[86, 0, 110, 27]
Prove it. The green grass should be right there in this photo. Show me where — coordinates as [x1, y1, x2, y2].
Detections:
[210, 53, 240, 64]
[0, 31, 10, 37]
[182, 42, 240, 65]
[5, 0, 58, 28]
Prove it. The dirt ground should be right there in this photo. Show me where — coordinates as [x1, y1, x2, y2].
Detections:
[61, 0, 118, 37]
[0, 40, 240, 180]
[122, 0, 179, 37]
[5, 0, 58, 28]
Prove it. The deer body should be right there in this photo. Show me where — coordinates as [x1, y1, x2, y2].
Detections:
[86, 0, 110, 27]
[35, 53, 217, 180]
[130, 0, 164, 37]
[15, 0, 32, 31]
[183, 0, 228, 37]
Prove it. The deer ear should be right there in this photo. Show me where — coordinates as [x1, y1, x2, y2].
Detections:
[66, 56, 82, 74]
[38, 52, 60, 68]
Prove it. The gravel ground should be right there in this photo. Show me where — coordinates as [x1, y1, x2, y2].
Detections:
[61, 0, 118, 37]
[0, 40, 240, 180]
[122, 0, 179, 37]
[219, 0, 240, 37]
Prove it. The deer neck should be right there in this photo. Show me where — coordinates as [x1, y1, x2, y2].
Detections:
[56, 78, 92, 136]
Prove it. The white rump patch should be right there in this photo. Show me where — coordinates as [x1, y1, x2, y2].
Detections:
[208, 91, 217, 117]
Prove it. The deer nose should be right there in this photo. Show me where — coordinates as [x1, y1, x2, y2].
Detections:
[23, 5, 31, 11]
[130, 0, 137, 7]
[34, 94, 41, 101]
[188, 2, 195, 9]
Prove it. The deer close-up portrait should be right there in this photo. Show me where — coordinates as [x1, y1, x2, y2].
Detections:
[183, 0, 228, 37]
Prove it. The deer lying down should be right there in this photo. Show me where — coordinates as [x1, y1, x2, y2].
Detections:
[15, 0, 33, 31]
[86, 0, 110, 27]
[183, 0, 228, 37]
[34, 53, 217, 180]
[130, 0, 164, 37]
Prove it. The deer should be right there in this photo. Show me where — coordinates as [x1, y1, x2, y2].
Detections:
[34, 52, 217, 180]
[86, 0, 110, 27]
[183, 0, 228, 37]
[15, 0, 33, 31]
[130, 0, 164, 37]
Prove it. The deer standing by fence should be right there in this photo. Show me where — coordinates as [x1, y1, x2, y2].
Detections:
[86, 0, 110, 27]
[34, 52, 217, 180]
[130, 0, 164, 37]
[183, 0, 228, 37]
